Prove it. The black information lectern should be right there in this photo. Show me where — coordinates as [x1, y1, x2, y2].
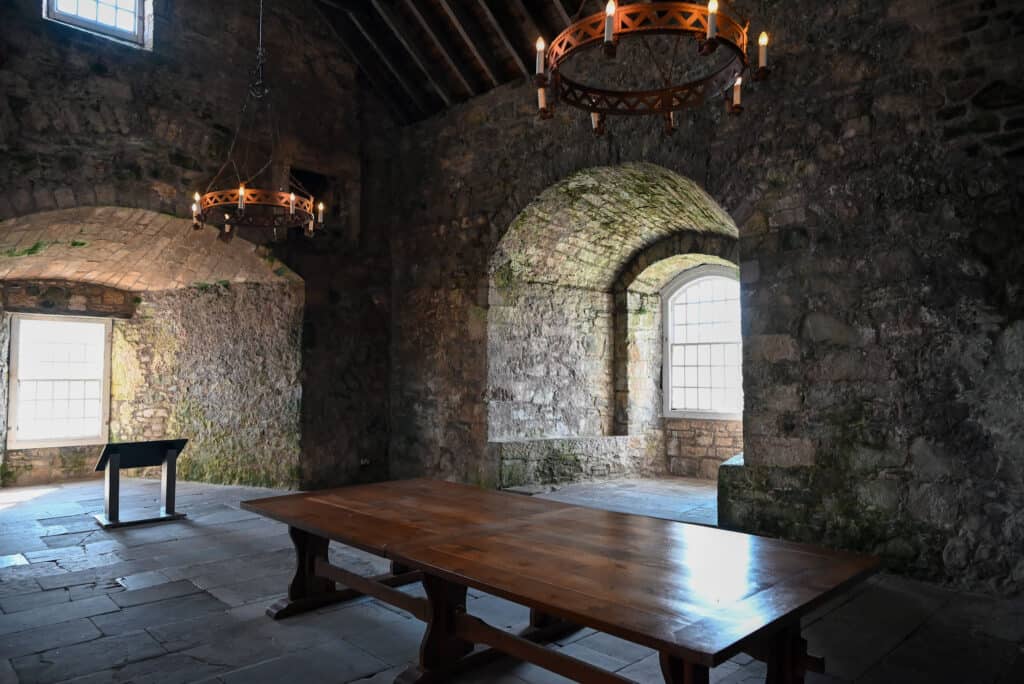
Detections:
[93, 439, 188, 529]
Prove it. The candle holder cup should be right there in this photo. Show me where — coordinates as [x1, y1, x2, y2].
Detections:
[603, 40, 618, 58]
[753, 65, 770, 81]
[698, 37, 719, 56]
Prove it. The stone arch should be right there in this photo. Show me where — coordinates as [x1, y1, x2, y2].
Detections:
[0, 206, 305, 489]
[486, 163, 738, 487]
[0, 206, 290, 291]
[611, 235, 740, 437]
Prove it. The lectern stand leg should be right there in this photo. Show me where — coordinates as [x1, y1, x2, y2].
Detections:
[104, 453, 120, 524]
[161, 450, 177, 516]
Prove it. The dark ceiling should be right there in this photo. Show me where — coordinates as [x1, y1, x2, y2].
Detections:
[314, 0, 610, 123]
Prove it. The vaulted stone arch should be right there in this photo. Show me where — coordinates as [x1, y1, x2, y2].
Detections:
[486, 163, 739, 488]
[0, 207, 304, 489]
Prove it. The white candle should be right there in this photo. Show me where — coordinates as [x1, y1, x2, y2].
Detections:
[238, 184, 245, 210]
[191, 202, 198, 219]
[537, 87, 547, 112]
[318, 202, 325, 223]
[732, 77, 742, 107]
[604, 1, 615, 44]
[758, 32, 769, 68]
[535, 37, 545, 75]
[289, 192, 296, 215]
[707, 0, 718, 40]
[591, 112, 601, 131]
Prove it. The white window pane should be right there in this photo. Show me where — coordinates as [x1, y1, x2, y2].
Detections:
[116, 0, 135, 8]
[97, 2, 116, 25]
[115, 9, 134, 31]
[698, 345, 710, 366]
[698, 388, 710, 409]
[671, 346, 685, 366]
[698, 366, 711, 388]
[78, 0, 98, 20]
[685, 388, 698, 408]
[725, 343, 740, 366]
[671, 389, 685, 410]
[712, 389, 725, 409]
[710, 344, 724, 367]
[13, 318, 107, 443]
[684, 346, 698, 366]
[57, 0, 78, 13]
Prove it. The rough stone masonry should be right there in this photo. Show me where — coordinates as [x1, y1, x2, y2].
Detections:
[366, 0, 1024, 593]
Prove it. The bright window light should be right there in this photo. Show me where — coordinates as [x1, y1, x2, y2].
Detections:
[663, 268, 743, 418]
[8, 315, 112, 448]
[44, 0, 151, 49]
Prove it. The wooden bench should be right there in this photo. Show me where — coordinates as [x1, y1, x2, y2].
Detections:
[241, 479, 878, 684]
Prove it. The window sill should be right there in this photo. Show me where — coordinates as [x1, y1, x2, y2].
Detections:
[6, 437, 108, 451]
[663, 411, 742, 422]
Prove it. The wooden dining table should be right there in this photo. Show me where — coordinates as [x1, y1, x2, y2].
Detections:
[241, 478, 879, 684]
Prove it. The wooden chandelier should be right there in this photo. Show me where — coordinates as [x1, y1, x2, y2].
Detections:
[534, 1, 771, 135]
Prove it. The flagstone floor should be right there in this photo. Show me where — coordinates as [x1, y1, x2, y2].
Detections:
[0, 477, 1020, 683]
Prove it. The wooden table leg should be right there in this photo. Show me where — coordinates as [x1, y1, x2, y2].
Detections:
[397, 574, 474, 683]
[765, 624, 806, 684]
[267, 526, 340, 619]
[660, 653, 710, 684]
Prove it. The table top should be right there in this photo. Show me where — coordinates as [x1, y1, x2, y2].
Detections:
[242, 478, 879, 665]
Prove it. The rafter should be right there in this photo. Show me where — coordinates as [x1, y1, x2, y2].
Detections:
[313, 1, 413, 124]
[370, 0, 452, 107]
[553, 0, 573, 27]
[403, 0, 477, 97]
[438, 0, 501, 88]
[508, 0, 545, 44]
[346, 10, 429, 116]
[476, 1, 530, 79]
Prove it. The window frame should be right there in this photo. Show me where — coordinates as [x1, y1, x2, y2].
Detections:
[43, 0, 153, 50]
[6, 313, 114, 450]
[661, 264, 743, 421]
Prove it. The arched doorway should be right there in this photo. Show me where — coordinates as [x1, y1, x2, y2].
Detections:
[486, 163, 741, 488]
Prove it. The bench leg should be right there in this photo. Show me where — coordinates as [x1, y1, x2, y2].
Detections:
[398, 574, 473, 683]
[660, 653, 710, 684]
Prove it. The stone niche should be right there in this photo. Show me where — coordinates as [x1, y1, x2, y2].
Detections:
[483, 164, 741, 488]
[0, 207, 303, 489]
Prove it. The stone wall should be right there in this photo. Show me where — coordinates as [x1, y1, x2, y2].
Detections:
[0, 0, 391, 487]
[491, 436, 658, 489]
[367, 0, 1024, 592]
[1, 281, 304, 489]
[666, 418, 744, 480]
[0, 209, 304, 488]
[488, 283, 613, 440]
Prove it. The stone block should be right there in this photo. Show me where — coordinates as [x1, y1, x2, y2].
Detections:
[801, 312, 862, 347]
[910, 437, 953, 481]
[746, 335, 799, 363]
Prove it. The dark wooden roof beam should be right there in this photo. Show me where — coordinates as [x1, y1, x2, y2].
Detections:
[438, 0, 502, 88]
[476, 1, 530, 80]
[553, 0, 573, 27]
[402, 0, 478, 98]
[370, 0, 453, 107]
[346, 10, 430, 116]
[313, 2, 415, 124]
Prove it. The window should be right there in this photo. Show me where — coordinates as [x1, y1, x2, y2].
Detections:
[43, 0, 152, 49]
[7, 314, 112, 449]
[662, 265, 743, 419]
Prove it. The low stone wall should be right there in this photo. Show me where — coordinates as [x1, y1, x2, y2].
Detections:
[666, 418, 744, 480]
[491, 436, 660, 489]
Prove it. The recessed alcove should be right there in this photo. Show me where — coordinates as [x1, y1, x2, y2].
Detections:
[0, 207, 303, 488]
[485, 162, 742, 488]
